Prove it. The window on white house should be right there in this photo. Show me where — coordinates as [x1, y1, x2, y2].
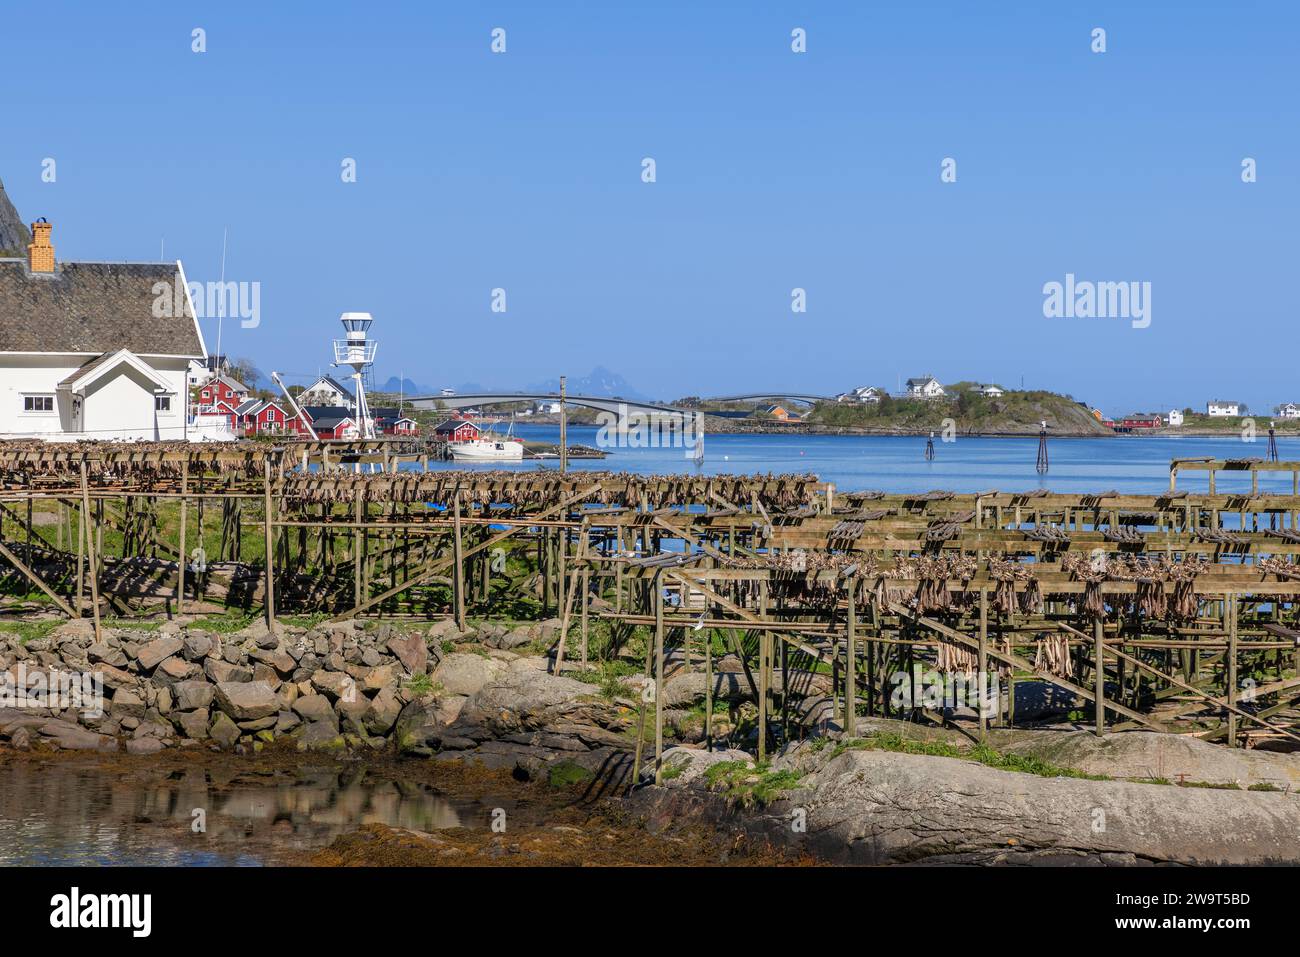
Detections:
[155, 395, 172, 412]
[23, 395, 54, 413]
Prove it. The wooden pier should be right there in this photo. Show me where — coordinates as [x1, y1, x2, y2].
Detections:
[4, 441, 1300, 777]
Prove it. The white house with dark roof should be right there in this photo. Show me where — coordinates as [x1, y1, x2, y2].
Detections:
[837, 386, 882, 404]
[905, 376, 946, 399]
[0, 218, 206, 441]
[1206, 400, 1241, 418]
[300, 375, 356, 412]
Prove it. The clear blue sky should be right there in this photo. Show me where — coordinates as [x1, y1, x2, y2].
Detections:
[2, 1, 1295, 414]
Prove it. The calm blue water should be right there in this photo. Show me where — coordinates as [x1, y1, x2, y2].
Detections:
[421, 425, 1300, 496]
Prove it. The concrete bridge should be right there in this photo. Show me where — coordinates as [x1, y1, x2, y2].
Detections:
[404, 392, 691, 418]
[404, 391, 834, 419]
[702, 393, 832, 406]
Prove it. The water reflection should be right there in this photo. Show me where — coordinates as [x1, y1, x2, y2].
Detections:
[0, 760, 486, 866]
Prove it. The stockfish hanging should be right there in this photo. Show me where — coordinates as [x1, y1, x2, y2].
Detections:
[936, 637, 979, 675]
[1032, 633, 1072, 678]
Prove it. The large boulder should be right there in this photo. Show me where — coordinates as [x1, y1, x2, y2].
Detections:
[292, 694, 337, 725]
[174, 708, 209, 739]
[172, 679, 215, 712]
[182, 631, 213, 661]
[249, 646, 297, 676]
[87, 644, 127, 668]
[209, 712, 240, 748]
[37, 718, 118, 752]
[996, 729, 1300, 790]
[310, 670, 355, 702]
[649, 743, 1300, 866]
[298, 721, 346, 751]
[205, 659, 252, 683]
[109, 688, 146, 719]
[386, 634, 428, 675]
[433, 653, 505, 696]
[446, 668, 628, 748]
[363, 686, 402, 736]
[213, 681, 279, 722]
[136, 636, 184, 671]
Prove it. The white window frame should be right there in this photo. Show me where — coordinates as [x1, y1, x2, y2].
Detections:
[155, 394, 175, 414]
[21, 393, 56, 415]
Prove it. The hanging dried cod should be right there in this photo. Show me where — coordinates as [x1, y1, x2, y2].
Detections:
[1032, 632, 1072, 678]
[936, 637, 980, 675]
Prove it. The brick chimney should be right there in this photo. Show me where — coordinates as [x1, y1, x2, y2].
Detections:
[28, 218, 54, 273]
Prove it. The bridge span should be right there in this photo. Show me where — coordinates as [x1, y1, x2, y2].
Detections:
[404, 392, 691, 418]
[701, 393, 832, 406]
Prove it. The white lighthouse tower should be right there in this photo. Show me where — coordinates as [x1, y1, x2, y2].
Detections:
[333, 312, 378, 439]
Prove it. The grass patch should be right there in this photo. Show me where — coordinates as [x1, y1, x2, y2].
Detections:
[659, 760, 686, 782]
[547, 760, 595, 789]
[829, 731, 1109, 781]
[187, 613, 258, 634]
[403, 672, 434, 697]
[0, 619, 62, 645]
[702, 759, 803, 807]
[571, 658, 641, 701]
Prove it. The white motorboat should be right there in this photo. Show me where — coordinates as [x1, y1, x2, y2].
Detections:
[448, 436, 525, 461]
[448, 419, 525, 461]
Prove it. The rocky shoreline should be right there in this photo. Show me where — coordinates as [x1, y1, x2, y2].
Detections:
[5, 615, 1300, 865]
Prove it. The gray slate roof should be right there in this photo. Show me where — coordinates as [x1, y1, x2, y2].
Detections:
[0, 260, 204, 357]
[0, 179, 30, 255]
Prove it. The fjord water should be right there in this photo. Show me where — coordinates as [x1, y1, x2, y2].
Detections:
[443, 426, 1299, 496]
[0, 760, 479, 866]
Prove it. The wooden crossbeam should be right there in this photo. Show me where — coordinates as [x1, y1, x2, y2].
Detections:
[886, 600, 1166, 731]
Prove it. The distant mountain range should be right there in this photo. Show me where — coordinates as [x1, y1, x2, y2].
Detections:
[375, 375, 436, 396]
[435, 366, 650, 401]
[526, 367, 650, 401]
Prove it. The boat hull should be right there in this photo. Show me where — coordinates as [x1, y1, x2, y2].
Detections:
[449, 440, 525, 462]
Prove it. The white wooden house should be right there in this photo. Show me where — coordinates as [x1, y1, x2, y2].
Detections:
[0, 220, 205, 441]
[838, 386, 882, 404]
[300, 375, 356, 411]
[905, 376, 946, 399]
[1206, 400, 1241, 417]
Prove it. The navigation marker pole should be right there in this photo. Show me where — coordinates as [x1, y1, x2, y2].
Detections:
[1036, 421, 1049, 474]
[559, 376, 567, 474]
[924, 430, 935, 461]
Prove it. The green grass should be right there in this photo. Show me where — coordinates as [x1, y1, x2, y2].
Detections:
[187, 613, 259, 633]
[659, 761, 686, 782]
[829, 731, 1108, 781]
[571, 658, 641, 700]
[0, 619, 61, 645]
[702, 759, 803, 807]
[547, 760, 595, 789]
[403, 672, 434, 697]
